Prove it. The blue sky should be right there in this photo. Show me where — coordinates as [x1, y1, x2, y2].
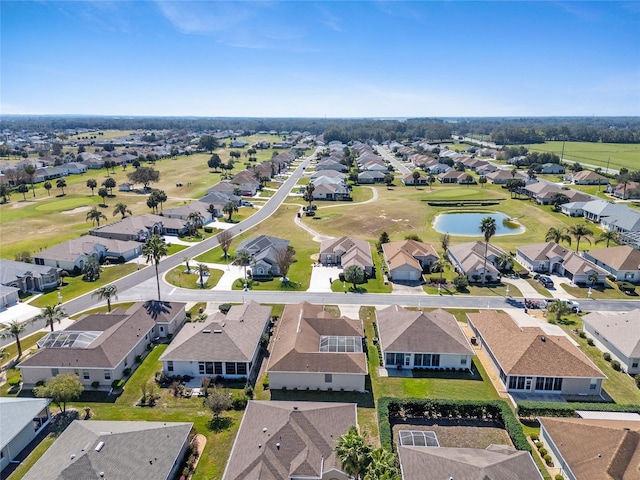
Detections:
[2, 1, 639, 117]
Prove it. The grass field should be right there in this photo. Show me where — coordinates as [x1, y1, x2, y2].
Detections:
[527, 141, 640, 172]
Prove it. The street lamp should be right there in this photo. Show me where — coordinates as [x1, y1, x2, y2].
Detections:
[57, 292, 62, 304]
[588, 287, 592, 298]
[505, 285, 510, 297]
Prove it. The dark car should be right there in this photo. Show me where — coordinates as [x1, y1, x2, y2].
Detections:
[538, 275, 554, 288]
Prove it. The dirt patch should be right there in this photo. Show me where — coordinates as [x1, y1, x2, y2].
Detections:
[392, 418, 512, 449]
[61, 206, 91, 215]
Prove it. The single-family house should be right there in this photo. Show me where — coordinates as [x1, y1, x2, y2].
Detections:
[160, 301, 271, 381]
[438, 170, 468, 184]
[382, 240, 439, 281]
[516, 242, 572, 273]
[467, 310, 606, 396]
[568, 170, 610, 185]
[118, 182, 133, 192]
[22, 420, 193, 480]
[0, 259, 60, 294]
[0, 398, 51, 473]
[206, 180, 241, 196]
[316, 159, 347, 172]
[222, 401, 357, 480]
[600, 209, 640, 236]
[582, 309, 640, 374]
[319, 236, 373, 275]
[231, 170, 260, 196]
[560, 201, 588, 217]
[267, 302, 367, 392]
[162, 201, 214, 225]
[583, 245, 640, 282]
[63, 162, 88, 174]
[399, 444, 543, 480]
[402, 173, 428, 186]
[91, 213, 188, 241]
[376, 305, 473, 370]
[0, 285, 20, 310]
[540, 163, 565, 174]
[539, 417, 640, 480]
[486, 169, 528, 184]
[561, 251, 608, 284]
[312, 182, 351, 201]
[230, 139, 248, 148]
[33, 237, 141, 272]
[608, 180, 640, 200]
[19, 301, 186, 389]
[523, 183, 591, 205]
[357, 170, 386, 184]
[425, 163, 452, 175]
[447, 241, 506, 283]
[236, 235, 290, 278]
[581, 199, 628, 223]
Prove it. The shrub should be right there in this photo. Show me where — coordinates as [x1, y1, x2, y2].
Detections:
[135, 355, 142, 363]
[91, 381, 100, 389]
[453, 276, 468, 291]
[7, 369, 21, 387]
[536, 442, 545, 450]
[123, 367, 131, 376]
[244, 385, 254, 399]
[219, 303, 232, 314]
[636, 375, 640, 389]
[262, 374, 269, 390]
[555, 475, 565, 480]
[544, 454, 553, 466]
[111, 379, 124, 389]
[603, 352, 611, 361]
[587, 338, 595, 346]
[578, 331, 586, 339]
[539, 447, 548, 456]
[231, 395, 248, 410]
[611, 360, 621, 371]
[530, 433, 539, 441]
[517, 401, 640, 418]
[204, 226, 213, 233]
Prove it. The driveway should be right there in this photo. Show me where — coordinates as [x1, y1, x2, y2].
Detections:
[308, 265, 343, 293]
[501, 277, 545, 298]
[546, 274, 578, 299]
[391, 281, 425, 295]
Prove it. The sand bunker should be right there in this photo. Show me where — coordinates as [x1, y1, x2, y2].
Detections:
[61, 206, 92, 215]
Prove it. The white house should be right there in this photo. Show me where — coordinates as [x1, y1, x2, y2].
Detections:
[582, 310, 640, 374]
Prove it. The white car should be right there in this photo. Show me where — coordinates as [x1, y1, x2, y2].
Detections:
[558, 299, 581, 313]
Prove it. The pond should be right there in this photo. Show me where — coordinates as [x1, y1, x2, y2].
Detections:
[432, 212, 525, 236]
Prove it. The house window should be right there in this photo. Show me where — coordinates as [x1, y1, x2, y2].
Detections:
[431, 354, 440, 367]
[237, 363, 247, 375]
[226, 362, 236, 375]
[386, 353, 396, 366]
[83, 370, 90, 380]
[508, 376, 526, 390]
[325, 374, 333, 383]
[104, 370, 111, 380]
[214, 362, 223, 375]
[632, 360, 639, 368]
[590, 379, 598, 390]
[159, 326, 164, 333]
[199, 362, 205, 375]
[460, 357, 467, 366]
[205, 362, 214, 375]
[167, 361, 174, 372]
[52, 368, 59, 376]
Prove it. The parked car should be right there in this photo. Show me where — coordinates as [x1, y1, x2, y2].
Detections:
[558, 299, 581, 313]
[241, 201, 254, 207]
[538, 275, 554, 288]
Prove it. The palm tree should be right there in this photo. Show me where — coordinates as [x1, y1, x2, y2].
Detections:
[86, 178, 97, 196]
[142, 234, 168, 302]
[434, 256, 448, 287]
[196, 263, 209, 288]
[56, 178, 66, 195]
[363, 447, 400, 480]
[479, 216, 497, 284]
[187, 211, 204, 235]
[86, 206, 107, 226]
[495, 252, 513, 272]
[23, 164, 37, 197]
[335, 426, 371, 480]
[568, 224, 593, 252]
[0, 320, 28, 358]
[545, 227, 572, 246]
[37, 304, 65, 332]
[588, 271, 599, 287]
[92, 285, 118, 312]
[155, 190, 167, 211]
[595, 230, 619, 248]
[223, 201, 238, 222]
[43, 181, 52, 196]
[113, 202, 132, 219]
[183, 256, 192, 273]
[234, 249, 252, 286]
[547, 300, 573, 323]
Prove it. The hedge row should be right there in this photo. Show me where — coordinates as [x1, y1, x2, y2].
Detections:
[377, 397, 530, 452]
[517, 401, 640, 418]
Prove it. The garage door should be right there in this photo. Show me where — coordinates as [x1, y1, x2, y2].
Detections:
[392, 269, 419, 281]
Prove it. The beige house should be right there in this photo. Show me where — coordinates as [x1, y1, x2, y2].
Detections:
[376, 305, 473, 370]
[447, 241, 505, 282]
[568, 170, 610, 185]
[382, 239, 438, 282]
[583, 245, 640, 282]
[539, 417, 640, 480]
[222, 401, 357, 480]
[468, 311, 606, 396]
[267, 302, 367, 392]
[319, 236, 374, 275]
[19, 301, 186, 390]
[160, 301, 271, 380]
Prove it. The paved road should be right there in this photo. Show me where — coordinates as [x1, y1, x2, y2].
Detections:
[61, 154, 313, 317]
[375, 146, 411, 175]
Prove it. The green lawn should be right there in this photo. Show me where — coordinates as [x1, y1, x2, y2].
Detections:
[560, 280, 637, 300]
[28, 264, 137, 308]
[528, 141, 640, 172]
[165, 266, 224, 289]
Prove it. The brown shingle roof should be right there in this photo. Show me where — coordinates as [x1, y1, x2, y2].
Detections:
[267, 302, 366, 375]
[382, 240, 438, 271]
[539, 417, 640, 480]
[587, 245, 640, 271]
[467, 311, 605, 378]
[376, 305, 472, 355]
[222, 401, 357, 480]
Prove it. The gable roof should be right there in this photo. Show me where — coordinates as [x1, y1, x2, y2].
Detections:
[583, 310, 640, 358]
[516, 242, 571, 262]
[0, 259, 58, 285]
[160, 301, 271, 362]
[36, 236, 140, 262]
[585, 245, 640, 271]
[320, 237, 373, 268]
[19, 301, 185, 369]
[467, 311, 605, 378]
[222, 401, 356, 480]
[0, 398, 50, 451]
[267, 302, 366, 375]
[539, 417, 640, 480]
[382, 240, 438, 272]
[376, 305, 472, 355]
[448, 241, 505, 274]
[399, 445, 543, 480]
[22, 420, 193, 480]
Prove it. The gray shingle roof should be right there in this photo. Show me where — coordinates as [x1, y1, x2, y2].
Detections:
[0, 397, 50, 450]
[583, 310, 640, 358]
[22, 420, 192, 480]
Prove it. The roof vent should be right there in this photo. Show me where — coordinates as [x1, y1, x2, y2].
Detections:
[202, 329, 211, 334]
[276, 442, 281, 450]
[70, 454, 76, 460]
[95, 441, 105, 452]
[293, 406, 298, 410]
[541, 336, 546, 342]
[263, 427, 267, 433]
